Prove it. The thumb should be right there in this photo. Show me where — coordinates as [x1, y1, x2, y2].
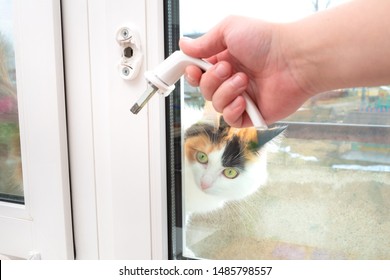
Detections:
[179, 19, 230, 59]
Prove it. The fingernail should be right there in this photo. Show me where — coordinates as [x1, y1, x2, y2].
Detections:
[230, 74, 246, 88]
[180, 36, 193, 42]
[215, 64, 230, 79]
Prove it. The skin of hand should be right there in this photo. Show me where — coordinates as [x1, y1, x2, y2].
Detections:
[179, 0, 390, 128]
[180, 16, 307, 127]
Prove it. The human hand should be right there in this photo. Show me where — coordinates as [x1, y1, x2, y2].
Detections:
[179, 16, 313, 127]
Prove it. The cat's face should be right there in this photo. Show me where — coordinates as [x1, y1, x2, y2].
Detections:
[184, 120, 286, 201]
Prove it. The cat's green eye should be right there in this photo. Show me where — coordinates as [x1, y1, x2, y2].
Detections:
[196, 151, 208, 164]
[223, 168, 239, 179]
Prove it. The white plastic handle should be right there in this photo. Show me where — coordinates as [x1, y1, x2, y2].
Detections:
[146, 51, 268, 128]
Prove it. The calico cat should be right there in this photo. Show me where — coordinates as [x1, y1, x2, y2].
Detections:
[183, 103, 286, 215]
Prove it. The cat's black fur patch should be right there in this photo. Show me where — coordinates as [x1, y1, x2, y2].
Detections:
[222, 136, 245, 169]
[257, 126, 287, 148]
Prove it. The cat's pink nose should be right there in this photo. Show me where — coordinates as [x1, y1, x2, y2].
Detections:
[200, 181, 210, 190]
[200, 175, 212, 190]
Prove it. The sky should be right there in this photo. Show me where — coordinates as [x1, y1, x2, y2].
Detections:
[180, 0, 350, 35]
[0, 0, 350, 43]
[0, 0, 13, 42]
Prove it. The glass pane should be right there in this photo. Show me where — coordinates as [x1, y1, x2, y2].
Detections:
[0, 0, 24, 204]
[285, 87, 390, 125]
[185, 136, 390, 259]
[167, 0, 390, 259]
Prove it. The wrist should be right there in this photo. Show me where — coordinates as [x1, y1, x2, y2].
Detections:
[276, 22, 322, 98]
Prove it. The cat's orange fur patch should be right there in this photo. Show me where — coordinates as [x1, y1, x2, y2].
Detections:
[185, 134, 220, 162]
[185, 126, 261, 164]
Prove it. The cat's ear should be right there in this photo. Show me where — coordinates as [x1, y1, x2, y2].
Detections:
[219, 115, 230, 129]
[255, 125, 287, 149]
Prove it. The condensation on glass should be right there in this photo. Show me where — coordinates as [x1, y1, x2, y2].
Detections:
[0, 0, 24, 204]
[166, 0, 390, 260]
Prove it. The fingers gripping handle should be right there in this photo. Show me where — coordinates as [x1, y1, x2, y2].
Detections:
[131, 51, 268, 129]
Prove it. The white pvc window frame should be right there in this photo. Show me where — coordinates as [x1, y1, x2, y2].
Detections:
[0, 0, 73, 259]
[63, 0, 168, 259]
[0, 0, 168, 260]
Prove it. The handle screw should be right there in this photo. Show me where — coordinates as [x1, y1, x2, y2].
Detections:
[121, 66, 132, 76]
[121, 28, 130, 39]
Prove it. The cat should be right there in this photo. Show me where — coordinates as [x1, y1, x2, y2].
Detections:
[183, 102, 286, 216]
[182, 101, 286, 258]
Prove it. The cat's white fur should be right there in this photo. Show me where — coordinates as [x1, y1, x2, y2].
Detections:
[184, 150, 267, 214]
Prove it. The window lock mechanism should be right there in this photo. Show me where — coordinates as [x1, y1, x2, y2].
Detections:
[116, 26, 142, 80]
